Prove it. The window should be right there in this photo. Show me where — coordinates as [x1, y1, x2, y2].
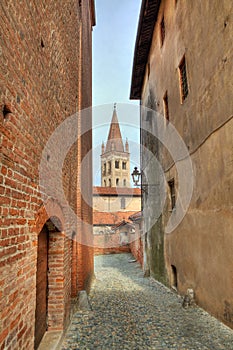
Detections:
[121, 197, 126, 209]
[160, 16, 165, 46]
[179, 56, 189, 102]
[116, 178, 119, 186]
[168, 179, 176, 209]
[122, 162, 126, 170]
[104, 180, 106, 187]
[115, 161, 119, 169]
[171, 265, 178, 289]
[108, 161, 111, 174]
[163, 91, 169, 122]
[123, 179, 126, 186]
[147, 62, 150, 78]
[109, 179, 111, 187]
[103, 163, 106, 176]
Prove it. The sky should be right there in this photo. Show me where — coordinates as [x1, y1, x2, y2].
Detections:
[92, 0, 142, 185]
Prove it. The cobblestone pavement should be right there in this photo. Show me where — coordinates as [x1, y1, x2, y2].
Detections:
[61, 254, 233, 350]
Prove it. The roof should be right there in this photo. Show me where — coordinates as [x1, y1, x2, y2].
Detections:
[112, 220, 135, 231]
[93, 210, 139, 226]
[129, 211, 142, 222]
[93, 186, 141, 196]
[91, 0, 96, 27]
[104, 105, 125, 153]
[130, 0, 161, 99]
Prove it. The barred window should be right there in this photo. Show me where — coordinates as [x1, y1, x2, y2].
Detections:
[179, 56, 189, 102]
[160, 16, 165, 46]
[168, 179, 176, 209]
[163, 91, 169, 121]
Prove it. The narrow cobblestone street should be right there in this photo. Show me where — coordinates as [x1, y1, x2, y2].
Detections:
[60, 254, 233, 350]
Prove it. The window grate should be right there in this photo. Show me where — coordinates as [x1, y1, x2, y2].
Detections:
[161, 16, 165, 46]
[163, 91, 169, 121]
[179, 56, 189, 102]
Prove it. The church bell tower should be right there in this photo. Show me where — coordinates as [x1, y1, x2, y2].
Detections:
[101, 104, 130, 187]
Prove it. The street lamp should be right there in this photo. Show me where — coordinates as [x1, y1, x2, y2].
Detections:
[131, 166, 160, 195]
[131, 167, 141, 186]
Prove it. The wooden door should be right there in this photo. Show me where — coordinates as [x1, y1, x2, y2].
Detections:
[34, 226, 48, 349]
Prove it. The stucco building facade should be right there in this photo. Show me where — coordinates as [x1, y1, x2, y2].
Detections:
[131, 0, 233, 328]
[0, 1, 95, 349]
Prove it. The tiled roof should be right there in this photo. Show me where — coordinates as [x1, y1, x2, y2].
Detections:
[93, 186, 141, 196]
[112, 220, 135, 230]
[130, 0, 161, 99]
[93, 210, 139, 226]
[129, 211, 142, 222]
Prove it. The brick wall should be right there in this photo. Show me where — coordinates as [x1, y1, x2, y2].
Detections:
[76, 0, 94, 293]
[0, 1, 94, 349]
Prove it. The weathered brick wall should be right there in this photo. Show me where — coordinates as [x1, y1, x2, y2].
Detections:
[94, 246, 130, 256]
[76, 0, 94, 293]
[0, 1, 94, 349]
[129, 231, 143, 267]
[93, 232, 130, 256]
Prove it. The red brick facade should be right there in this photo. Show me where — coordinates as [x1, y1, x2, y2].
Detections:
[0, 1, 95, 349]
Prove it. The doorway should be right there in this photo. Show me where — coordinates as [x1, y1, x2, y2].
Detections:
[34, 225, 48, 349]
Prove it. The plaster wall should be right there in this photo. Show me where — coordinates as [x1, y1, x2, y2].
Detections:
[140, 0, 233, 328]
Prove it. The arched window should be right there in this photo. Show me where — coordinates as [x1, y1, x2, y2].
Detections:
[123, 179, 126, 186]
[104, 180, 106, 187]
[115, 160, 119, 169]
[109, 179, 111, 187]
[116, 178, 119, 186]
[122, 162, 126, 170]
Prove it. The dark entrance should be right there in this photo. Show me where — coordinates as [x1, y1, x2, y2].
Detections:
[34, 225, 48, 349]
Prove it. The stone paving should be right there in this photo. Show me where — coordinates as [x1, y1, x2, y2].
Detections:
[61, 253, 233, 350]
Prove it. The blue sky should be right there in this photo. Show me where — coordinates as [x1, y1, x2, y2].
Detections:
[92, 0, 141, 185]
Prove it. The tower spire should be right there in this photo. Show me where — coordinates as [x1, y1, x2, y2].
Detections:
[100, 104, 131, 188]
[105, 104, 124, 153]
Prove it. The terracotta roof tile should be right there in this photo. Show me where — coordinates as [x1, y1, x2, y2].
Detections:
[93, 210, 139, 226]
[93, 186, 141, 196]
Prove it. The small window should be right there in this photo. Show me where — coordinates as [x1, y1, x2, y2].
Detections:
[160, 16, 165, 47]
[122, 162, 126, 170]
[109, 179, 111, 187]
[104, 180, 106, 187]
[168, 179, 176, 209]
[179, 56, 189, 102]
[115, 161, 119, 169]
[147, 62, 150, 78]
[123, 179, 126, 186]
[108, 161, 111, 174]
[171, 265, 178, 289]
[116, 178, 119, 186]
[121, 197, 126, 209]
[163, 91, 169, 122]
[103, 163, 106, 175]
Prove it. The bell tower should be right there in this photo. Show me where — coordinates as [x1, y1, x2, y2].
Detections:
[101, 104, 130, 187]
